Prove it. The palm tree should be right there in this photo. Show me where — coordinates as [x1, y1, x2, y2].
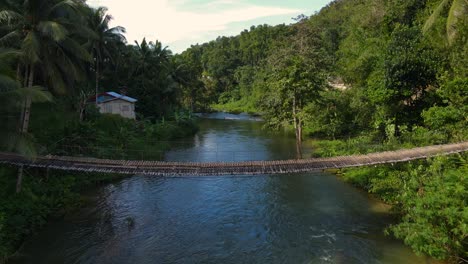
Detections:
[152, 40, 172, 65]
[0, 0, 91, 192]
[0, 48, 52, 193]
[85, 6, 126, 105]
[134, 38, 153, 77]
[423, 0, 468, 44]
[0, 0, 91, 132]
[0, 48, 51, 151]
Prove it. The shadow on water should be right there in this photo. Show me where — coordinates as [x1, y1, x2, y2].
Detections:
[11, 113, 436, 264]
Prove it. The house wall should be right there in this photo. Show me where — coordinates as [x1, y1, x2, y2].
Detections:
[98, 99, 136, 119]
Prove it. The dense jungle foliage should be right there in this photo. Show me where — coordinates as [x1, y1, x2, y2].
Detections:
[177, 0, 467, 143]
[0, 0, 467, 262]
[174, 0, 467, 261]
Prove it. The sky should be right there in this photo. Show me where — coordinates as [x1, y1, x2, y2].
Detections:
[87, 0, 333, 53]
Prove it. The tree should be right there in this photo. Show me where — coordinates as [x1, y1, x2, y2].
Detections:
[422, 78, 468, 140]
[0, 0, 90, 192]
[85, 6, 126, 105]
[262, 21, 328, 157]
[173, 46, 205, 111]
[383, 25, 439, 136]
[0, 0, 91, 132]
[128, 38, 178, 119]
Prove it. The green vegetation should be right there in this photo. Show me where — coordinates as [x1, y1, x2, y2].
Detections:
[176, 0, 467, 144]
[337, 156, 467, 262]
[173, 0, 467, 261]
[311, 133, 467, 262]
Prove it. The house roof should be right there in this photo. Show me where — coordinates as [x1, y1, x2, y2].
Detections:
[89, 92, 137, 103]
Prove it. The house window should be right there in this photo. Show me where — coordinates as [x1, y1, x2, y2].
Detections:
[122, 105, 130, 112]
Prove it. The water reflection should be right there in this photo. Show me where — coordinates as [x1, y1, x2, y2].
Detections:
[165, 117, 298, 162]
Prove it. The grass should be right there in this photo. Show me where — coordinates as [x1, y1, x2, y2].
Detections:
[210, 98, 261, 115]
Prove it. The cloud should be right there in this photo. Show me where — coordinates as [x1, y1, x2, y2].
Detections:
[88, 0, 301, 51]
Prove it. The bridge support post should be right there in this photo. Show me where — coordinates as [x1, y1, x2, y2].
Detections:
[16, 165, 24, 193]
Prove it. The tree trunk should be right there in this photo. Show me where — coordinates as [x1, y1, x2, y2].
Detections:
[23, 65, 29, 87]
[292, 97, 302, 159]
[16, 63, 21, 82]
[95, 60, 100, 105]
[79, 100, 85, 122]
[17, 65, 34, 193]
[298, 119, 303, 143]
[16, 166, 24, 194]
[296, 119, 303, 159]
[394, 112, 400, 138]
[295, 138, 303, 159]
[190, 88, 195, 112]
[20, 66, 34, 133]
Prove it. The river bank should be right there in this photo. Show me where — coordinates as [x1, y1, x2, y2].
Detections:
[210, 98, 260, 115]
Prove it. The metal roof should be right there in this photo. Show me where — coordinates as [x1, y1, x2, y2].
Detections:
[97, 92, 137, 103]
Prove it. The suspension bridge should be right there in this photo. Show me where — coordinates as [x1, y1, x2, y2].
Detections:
[0, 141, 467, 176]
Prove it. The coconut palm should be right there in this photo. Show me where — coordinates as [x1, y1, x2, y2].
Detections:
[0, 0, 90, 192]
[152, 40, 172, 65]
[85, 6, 126, 104]
[0, 48, 51, 154]
[0, 47, 53, 193]
[134, 38, 154, 76]
[0, 0, 91, 133]
[423, 0, 468, 44]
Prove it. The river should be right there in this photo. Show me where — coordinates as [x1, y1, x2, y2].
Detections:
[11, 113, 430, 263]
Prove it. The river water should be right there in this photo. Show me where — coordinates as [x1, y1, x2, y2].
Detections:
[11, 113, 429, 264]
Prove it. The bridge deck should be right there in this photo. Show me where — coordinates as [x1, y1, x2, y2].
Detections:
[0, 142, 467, 176]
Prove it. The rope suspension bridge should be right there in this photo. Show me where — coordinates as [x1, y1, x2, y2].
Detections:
[0, 141, 467, 176]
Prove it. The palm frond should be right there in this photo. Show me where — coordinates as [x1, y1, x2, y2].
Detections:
[0, 75, 20, 92]
[71, 22, 99, 40]
[53, 47, 82, 81]
[38, 21, 68, 41]
[44, 61, 67, 94]
[96, 6, 109, 18]
[0, 30, 21, 47]
[22, 32, 41, 64]
[48, 0, 80, 17]
[423, 0, 451, 33]
[447, 0, 468, 44]
[108, 26, 126, 36]
[0, 10, 22, 25]
[0, 47, 20, 63]
[100, 13, 113, 28]
[60, 37, 93, 62]
[0, 131, 37, 159]
[9, 86, 53, 103]
[0, 86, 52, 103]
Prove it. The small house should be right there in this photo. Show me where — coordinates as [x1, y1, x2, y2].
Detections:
[90, 92, 137, 119]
